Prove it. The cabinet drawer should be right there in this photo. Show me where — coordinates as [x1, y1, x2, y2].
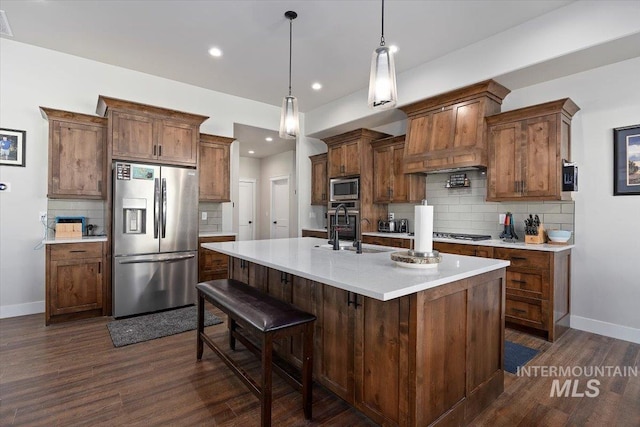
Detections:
[505, 295, 543, 325]
[49, 243, 103, 261]
[505, 270, 549, 299]
[494, 248, 550, 269]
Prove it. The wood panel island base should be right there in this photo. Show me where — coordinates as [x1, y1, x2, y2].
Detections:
[202, 238, 510, 426]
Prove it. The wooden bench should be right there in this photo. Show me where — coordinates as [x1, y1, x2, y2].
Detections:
[196, 279, 316, 427]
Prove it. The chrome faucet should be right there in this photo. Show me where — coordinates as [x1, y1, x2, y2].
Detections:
[330, 203, 350, 250]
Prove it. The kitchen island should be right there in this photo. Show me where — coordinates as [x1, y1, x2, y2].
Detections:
[202, 237, 510, 426]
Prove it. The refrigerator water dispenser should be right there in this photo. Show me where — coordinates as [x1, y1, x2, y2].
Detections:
[123, 198, 146, 234]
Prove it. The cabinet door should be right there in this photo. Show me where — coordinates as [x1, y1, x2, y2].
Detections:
[391, 144, 409, 202]
[452, 100, 482, 150]
[230, 257, 249, 283]
[405, 115, 430, 156]
[311, 156, 328, 205]
[49, 121, 105, 199]
[427, 107, 454, 152]
[158, 119, 197, 166]
[521, 115, 558, 198]
[343, 141, 361, 176]
[373, 145, 393, 203]
[289, 278, 320, 370]
[354, 295, 405, 425]
[111, 111, 156, 161]
[50, 258, 103, 316]
[487, 121, 521, 199]
[199, 141, 230, 201]
[328, 145, 344, 178]
[319, 284, 354, 401]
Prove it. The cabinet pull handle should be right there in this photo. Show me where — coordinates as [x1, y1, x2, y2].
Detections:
[522, 181, 526, 193]
[511, 256, 527, 261]
[511, 308, 527, 314]
[347, 292, 361, 309]
[98, 262, 101, 274]
[153, 145, 157, 156]
[159, 145, 162, 157]
[511, 279, 527, 284]
[70, 250, 87, 253]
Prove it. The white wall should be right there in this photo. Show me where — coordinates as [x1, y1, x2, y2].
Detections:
[258, 150, 296, 240]
[0, 39, 281, 317]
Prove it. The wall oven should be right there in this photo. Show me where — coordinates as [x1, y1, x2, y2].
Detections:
[328, 201, 360, 241]
[330, 177, 359, 201]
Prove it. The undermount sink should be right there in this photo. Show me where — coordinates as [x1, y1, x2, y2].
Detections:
[313, 244, 392, 254]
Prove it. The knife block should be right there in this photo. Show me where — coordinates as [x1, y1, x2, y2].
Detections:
[525, 224, 545, 244]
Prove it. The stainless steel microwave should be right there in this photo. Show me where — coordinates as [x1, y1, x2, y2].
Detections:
[330, 177, 359, 201]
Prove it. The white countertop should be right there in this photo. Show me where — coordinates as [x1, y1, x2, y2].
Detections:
[42, 236, 107, 244]
[202, 237, 510, 301]
[362, 232, 573, 252]
[199, 231, 237, 238]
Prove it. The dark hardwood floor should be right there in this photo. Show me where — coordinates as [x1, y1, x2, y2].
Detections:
[1, 306, 638, 426]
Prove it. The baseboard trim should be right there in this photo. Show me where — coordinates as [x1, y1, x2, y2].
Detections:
[570, 315, 640, 344]
[0, 301, 45, 319]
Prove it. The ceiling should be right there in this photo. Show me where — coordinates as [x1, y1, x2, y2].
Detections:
[0, 0, 584, 157]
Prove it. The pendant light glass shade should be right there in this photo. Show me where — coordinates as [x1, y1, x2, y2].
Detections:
[279, 95, 299, 139]
[368, 0, 397, 110]
[368, 45, 397, 109]
[279, 11, 299, 140]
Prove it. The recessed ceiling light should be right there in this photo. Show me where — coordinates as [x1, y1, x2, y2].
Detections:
[390, 45, 399, 53]
[312, 82, 322, 90]
[248, 150, 255, 154]
[208, 47, 222, 57]
[265, 137, 273, 142]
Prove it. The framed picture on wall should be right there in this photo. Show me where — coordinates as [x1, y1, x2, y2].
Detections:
[614, 125, 640, 196]
[0, 128, 26, 167]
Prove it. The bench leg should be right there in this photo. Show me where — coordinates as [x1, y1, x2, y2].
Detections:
[196, 291, 204, 360]
[261, 333, 273, 427]
[229, 318, 237, 351]
[302, 323, 314, 419]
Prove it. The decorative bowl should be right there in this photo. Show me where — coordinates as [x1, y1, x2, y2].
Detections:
[547, 229, 571, 243]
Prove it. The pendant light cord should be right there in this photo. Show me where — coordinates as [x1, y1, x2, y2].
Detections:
[288, 16, 293, 96]
[380, 0, 385, 46]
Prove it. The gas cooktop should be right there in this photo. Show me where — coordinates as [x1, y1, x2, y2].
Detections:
[433, 232, 492, 241]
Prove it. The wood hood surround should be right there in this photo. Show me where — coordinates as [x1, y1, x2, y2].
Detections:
[400, 79, 511, 174]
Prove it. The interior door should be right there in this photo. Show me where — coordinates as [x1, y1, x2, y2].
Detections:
[271, 177, 289, 239]
[239, 180, 255, 241]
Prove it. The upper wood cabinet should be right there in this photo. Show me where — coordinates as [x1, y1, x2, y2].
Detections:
[371, 135, 425, 204]
[399, 80, 510, 174]
[323, 129, 389, 179]
[40, 107, 107, 199]
[96, 96, 208, 167]
[486, 98, 580, 201]
[199, 133, 233, 202]
[310, 153, 328, 205]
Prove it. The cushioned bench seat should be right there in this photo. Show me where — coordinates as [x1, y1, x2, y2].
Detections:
[196, 279, 316, 427]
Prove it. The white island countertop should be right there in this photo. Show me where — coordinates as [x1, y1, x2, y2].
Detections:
[202, 237, 510, 301]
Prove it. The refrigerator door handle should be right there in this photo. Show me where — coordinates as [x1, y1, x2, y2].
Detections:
[154, 178, 160, 239]
[162, 177, 167, 238]
[118, 254, 195, 264]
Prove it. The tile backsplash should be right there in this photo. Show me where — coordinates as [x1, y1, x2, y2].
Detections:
[47, 199, 106, 238]
[199, 202, 223, 232]
[389, 170, 575, 240]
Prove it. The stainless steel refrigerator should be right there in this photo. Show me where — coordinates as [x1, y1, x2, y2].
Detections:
[112, 162, 198, 318]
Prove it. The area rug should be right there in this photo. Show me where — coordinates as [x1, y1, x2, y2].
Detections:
[504, 340, 540, 374]
[107, 306, 222, 347]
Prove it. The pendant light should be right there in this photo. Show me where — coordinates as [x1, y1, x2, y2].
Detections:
[368, 0, 397, 109]
[279, 11, 299, 139]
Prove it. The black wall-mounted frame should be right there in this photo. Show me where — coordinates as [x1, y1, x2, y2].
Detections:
[0, 128, 26, 167]
[613, 124, 640, 196]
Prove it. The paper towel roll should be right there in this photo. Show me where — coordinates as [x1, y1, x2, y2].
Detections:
[414, 203, 433, 253]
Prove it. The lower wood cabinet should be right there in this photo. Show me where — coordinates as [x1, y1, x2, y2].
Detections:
[198, 235, 235, 282]
[228, 256, 505, 426]
[301, 229, 328, 239]
[362, 235, 412, 249]
[46, 242, 106, 325]
[433, 242, 570, 341]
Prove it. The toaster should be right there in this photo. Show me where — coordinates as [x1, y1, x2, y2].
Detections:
[378, 219, 396, 232]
